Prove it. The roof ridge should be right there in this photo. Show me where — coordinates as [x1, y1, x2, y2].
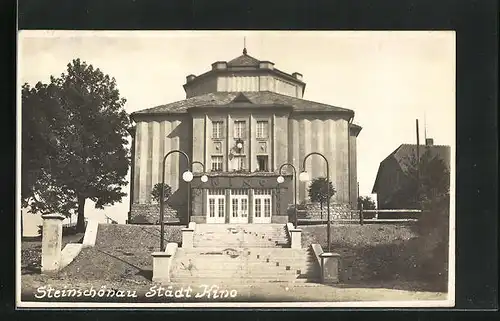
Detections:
[258, 90, 352, 112]
[227, 53, 261, 66]
[131, 90, 355, 116]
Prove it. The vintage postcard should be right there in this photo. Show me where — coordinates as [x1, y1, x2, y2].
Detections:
[17, 30, 455, 308]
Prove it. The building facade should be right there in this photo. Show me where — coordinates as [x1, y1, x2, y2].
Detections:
[128, 49, 362, 224]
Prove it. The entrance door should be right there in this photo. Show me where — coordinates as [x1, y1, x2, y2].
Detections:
[253, 189, 272, 223]
[230, 189, 249, 223]
[206, 189, 225, 224]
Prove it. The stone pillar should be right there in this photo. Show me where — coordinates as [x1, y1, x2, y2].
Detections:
[289, 228, 302, 249]
[152, 243, 178, 283]
[181, 227, 194, 248]
[320, 252, 341, 284]
[41, 214, 66, 273]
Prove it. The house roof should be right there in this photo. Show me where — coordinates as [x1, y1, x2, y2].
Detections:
[131, 91, 354, 117]
[394, 144, 451, 171]
[372, 143, 451, 193]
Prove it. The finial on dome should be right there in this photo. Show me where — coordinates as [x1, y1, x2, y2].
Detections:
[243, 36, 247, 55]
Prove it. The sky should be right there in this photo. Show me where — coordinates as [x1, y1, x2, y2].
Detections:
[18, 30, 456, 235]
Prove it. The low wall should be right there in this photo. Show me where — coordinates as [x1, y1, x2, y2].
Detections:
[152, 243, 178, 283]
[310, 244, 323, 267]
[288, 203, 355, 220]
[129, 203, 183, 224]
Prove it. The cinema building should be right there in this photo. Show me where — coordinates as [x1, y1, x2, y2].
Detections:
[128, 49, 362, 224]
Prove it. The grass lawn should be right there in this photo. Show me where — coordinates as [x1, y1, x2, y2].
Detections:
[301, 224, 448, 292]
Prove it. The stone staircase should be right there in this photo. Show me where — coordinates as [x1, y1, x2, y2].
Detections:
[193, 224, 290, 248]
[170, 247, 320, 283]
[168, 224, 320, 284]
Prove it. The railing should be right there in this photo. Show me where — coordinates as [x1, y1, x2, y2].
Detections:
[358, 208, 422, 225]
[296, 208, 423, 226]
[62, 221, 78, 228]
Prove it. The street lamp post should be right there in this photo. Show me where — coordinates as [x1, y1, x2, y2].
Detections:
[160, 150, 192, 251]
[276, 163, 298, 229]
[299, 152, 332, 253]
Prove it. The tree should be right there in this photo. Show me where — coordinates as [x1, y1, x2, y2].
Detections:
[307, 177, 336, 218]
[22, 81, 78, 217]
[22, 59, 131, 232]
[151, 183, 172, 204]
[358, 196, 376, 210]
[401, 147, 451, 286]
[400, 147, 450, 211]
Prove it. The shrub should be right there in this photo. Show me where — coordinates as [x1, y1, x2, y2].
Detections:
[151, 183, 172, 204]
[308, 177, 336, 218]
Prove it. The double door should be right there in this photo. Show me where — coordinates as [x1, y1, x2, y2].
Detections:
[230, 189, 249, 223]
[207, 189, 225, 224]
[206, 189, 272, 224]
[253, 189, 272, 223]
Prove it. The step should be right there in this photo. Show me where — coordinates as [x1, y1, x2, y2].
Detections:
[173, 261, 313, 271]
[177, 247, 307, 252]
[173, 257, 316, 269]
[170, 273, 303, 278]
[171, 277, 320, 285]
[194, 236, 288, 240]
[172, 272, 316, 278]
[172, 272, 303, 278]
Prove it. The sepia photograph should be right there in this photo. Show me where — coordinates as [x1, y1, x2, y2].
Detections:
[17, 30, 455, 308]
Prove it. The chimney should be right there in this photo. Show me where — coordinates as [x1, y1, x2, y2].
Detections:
[211, 61, 227, 70]
[292, 72, 303, 81]
[259, 61, 274, 70]
[425, 138, 434, 146]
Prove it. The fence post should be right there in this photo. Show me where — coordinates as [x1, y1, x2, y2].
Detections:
[359, 203, 364, 226]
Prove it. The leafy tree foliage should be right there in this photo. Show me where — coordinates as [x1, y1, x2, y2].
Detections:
[308, 177, 336, 218]
[22, 81, 78, 216]
[400, 147, 450, 211]
[358, 196, 376, 210]
[151, 183, 172, 204]
[402, 147, 451, 285]
[22, 59, 131, 232]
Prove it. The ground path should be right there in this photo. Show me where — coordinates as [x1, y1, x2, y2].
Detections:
[21, 274, 446, 303]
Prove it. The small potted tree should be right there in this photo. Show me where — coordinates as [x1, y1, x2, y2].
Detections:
[151, 183, 172, 222]
[307, 177, 336, 220]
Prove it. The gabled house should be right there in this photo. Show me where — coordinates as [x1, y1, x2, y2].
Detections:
[372, 138, 450, 210]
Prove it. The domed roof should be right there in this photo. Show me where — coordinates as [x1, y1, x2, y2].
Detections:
[183, 48, 306, 99]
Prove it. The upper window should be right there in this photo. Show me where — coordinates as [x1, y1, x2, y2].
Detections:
[212, 121, 223, 139]
[256, 121, 269, 139]
[234, 120, 246, 139]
